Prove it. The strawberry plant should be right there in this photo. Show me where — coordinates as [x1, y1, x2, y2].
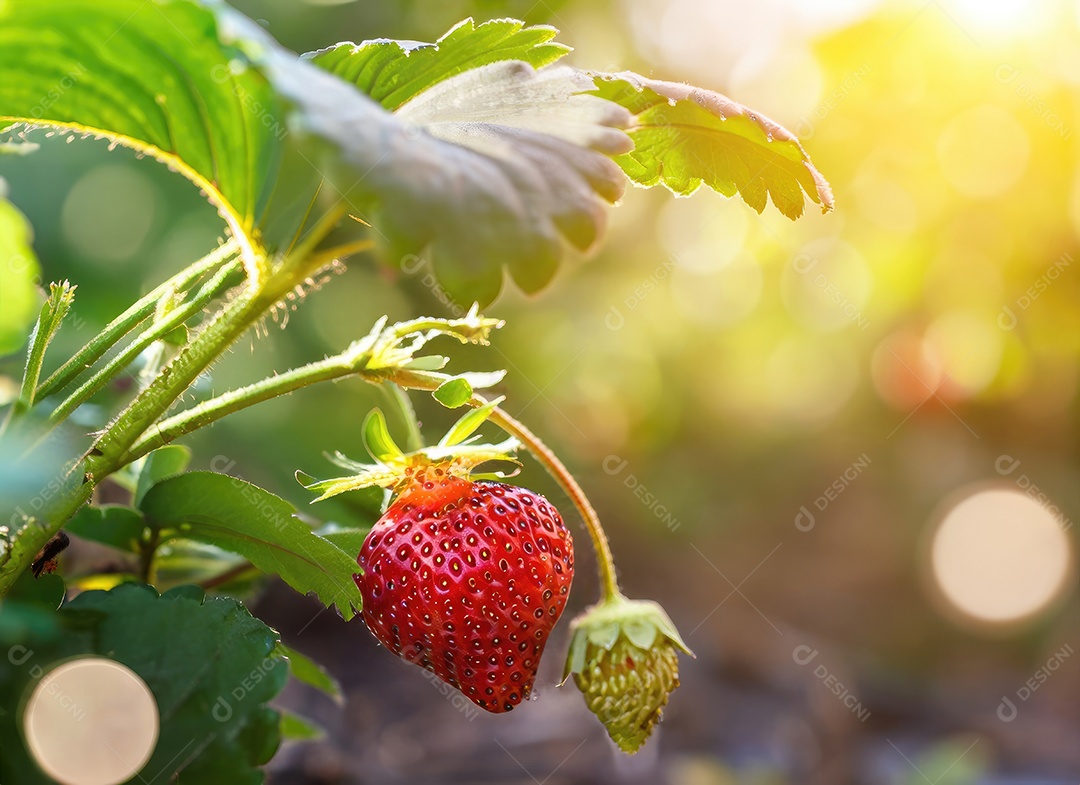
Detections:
[0, 2, 831, 781]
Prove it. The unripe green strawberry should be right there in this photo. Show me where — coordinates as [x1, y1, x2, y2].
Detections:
[563, 596, 692, 753]
[358, 465, 574, 713]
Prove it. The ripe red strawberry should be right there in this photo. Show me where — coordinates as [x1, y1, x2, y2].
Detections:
[357, 465, 574, 713]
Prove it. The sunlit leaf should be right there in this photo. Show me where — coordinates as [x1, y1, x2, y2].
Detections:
[0, 191, 40, 356]
[0, 1, 627, 304]
[307, 17, 570, 110]
[280, 710, 325, 741]
[592, 72, 834, 218]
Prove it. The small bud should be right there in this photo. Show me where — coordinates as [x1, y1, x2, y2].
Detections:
[563, 595, 692, 754]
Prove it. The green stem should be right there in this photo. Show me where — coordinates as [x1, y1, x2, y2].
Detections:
[4, 283, 76, 431]
[122, 351, 369, 463]
[0, 212, 352, 598]
[0, 480, 94, 597]
[87, 204, 351, 481]
[391, 370, 622, 600]
[45, 260, 244, 429]
[118, 353, 622, 601]
[138, 530, 160, 583]
[35, 241, 239, 401]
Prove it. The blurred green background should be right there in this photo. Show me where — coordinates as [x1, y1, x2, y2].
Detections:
[1, 0, 1077, 783]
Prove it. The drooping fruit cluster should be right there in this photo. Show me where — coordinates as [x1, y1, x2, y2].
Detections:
[357, 465, 574, 713]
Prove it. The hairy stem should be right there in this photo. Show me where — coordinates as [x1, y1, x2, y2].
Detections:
[46, 259, 244, 429]
[36, 240, 239, 401]
[392, 370, 622, 600]
[123, 351, 370, 462]
[0, 212, 354, 597]
[88, 205, 351, 480]
[481, 401, 622, 601]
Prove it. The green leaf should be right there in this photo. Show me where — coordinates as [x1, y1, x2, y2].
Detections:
[432, 370, 506, 409]
[385, 61, 632, 301]
[5, 568, 64, 610]
[0, 2, 628, 305]
[152, 539, 249, 589]
[315, 523, 372, 558]
[439, 396, 504, 447]
[0, 583, 286, 784]
[0, 0, 290, 263]
[66, 504, 147, 553]
[592, 72, 834, 218]
[280, 710, 325, 741]
[276, 643, 343, 703]
[306, 17, 570, 111]
[362, 409, 404, 462]
[134, 445, 192, 507]
[139, 472, 362, 620]
[0, 190, 41, 356]
[434, 377, 474, 408]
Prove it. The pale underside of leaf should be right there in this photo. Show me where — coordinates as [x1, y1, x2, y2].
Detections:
[0, 1, 640, 306]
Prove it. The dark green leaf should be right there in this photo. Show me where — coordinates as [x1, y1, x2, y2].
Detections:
[306, 17, 570, 111]
[139, 472, 362, 619]
[276, 643, 343, 703]
[66, 504, 147, 553]
[0, 583, 286, 784]
[5, 568, 64, 610]
[134, 445, 192, 507]
[591, 72, 834, 218]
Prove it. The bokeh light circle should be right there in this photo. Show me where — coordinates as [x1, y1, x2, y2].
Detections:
[926, 485, 1074, 629]
[24, 657, 159, 785]
[60, 164, 158, 263]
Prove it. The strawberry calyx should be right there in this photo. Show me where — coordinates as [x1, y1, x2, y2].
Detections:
[297, 396, 521, 501]
[562, 593, 693, 753]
